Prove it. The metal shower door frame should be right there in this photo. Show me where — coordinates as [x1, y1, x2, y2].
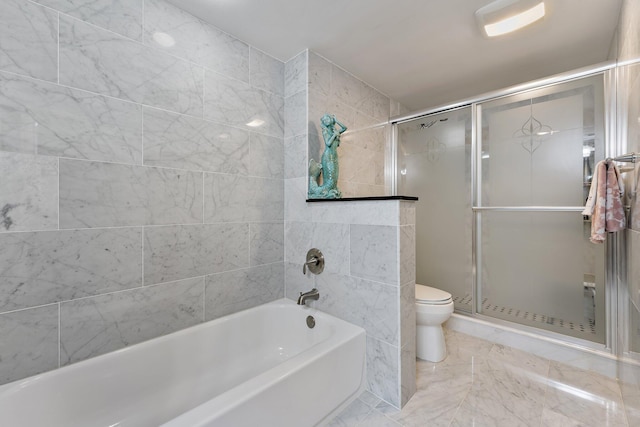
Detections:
[392, 61, 622, 355]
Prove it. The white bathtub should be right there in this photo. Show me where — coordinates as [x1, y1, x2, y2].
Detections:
[0, 299, 366, 427]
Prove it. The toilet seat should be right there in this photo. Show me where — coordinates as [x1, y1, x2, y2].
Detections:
[415, 284, 452, 305]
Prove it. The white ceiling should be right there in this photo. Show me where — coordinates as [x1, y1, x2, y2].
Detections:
[168, 0, 622, 112]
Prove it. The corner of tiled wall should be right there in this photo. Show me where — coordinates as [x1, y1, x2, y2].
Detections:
[307, 51, 391, 197]
[0, 0, 284, 385]
[282, 49, 417, 408]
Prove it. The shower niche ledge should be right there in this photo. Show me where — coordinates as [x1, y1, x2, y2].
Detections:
[306, 195, 418, 202]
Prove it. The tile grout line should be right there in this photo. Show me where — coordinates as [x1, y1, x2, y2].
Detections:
[57, 12, 60, 85]
[538, 360, 551, 427]
[57, 302, 61, 368]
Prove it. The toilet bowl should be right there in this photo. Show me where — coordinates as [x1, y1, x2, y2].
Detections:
[415, 284, 454, 362]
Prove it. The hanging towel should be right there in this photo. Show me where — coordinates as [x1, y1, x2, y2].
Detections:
[589, 161, 607, 243]
[587, 160, 626, 243]
[605, 161, 626, 232]
[582, 160, 604, 216]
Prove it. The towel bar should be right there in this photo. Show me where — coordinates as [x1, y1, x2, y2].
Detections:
[472, 206, 585, 212]
[610, 153, 638, 163]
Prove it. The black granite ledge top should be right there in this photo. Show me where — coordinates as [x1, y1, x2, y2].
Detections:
[306, 195, 418, 202]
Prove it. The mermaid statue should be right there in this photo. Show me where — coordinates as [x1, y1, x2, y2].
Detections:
[308, 114, 347, 199]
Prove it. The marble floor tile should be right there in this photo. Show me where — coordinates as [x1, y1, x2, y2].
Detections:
[326, 399, 372, 427]
[544, 362, 628, 427]
[327, 329, 634, 427]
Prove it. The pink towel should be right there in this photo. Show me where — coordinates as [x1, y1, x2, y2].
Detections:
[589, 161, 626, 243]
[605, 162, 626, 232]
[590, 161, 607, 243]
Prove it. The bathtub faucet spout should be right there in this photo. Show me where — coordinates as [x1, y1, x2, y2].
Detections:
[297, 288, 320, 305]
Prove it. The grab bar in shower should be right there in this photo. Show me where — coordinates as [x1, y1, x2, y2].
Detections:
[472, 206, 585, 212]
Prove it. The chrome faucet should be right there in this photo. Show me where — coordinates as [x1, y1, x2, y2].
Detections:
[297, 288, 320, 305]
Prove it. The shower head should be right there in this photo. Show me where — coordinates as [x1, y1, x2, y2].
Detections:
[420, 118, 448, 129]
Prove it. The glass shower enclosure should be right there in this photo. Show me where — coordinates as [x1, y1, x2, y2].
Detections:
[395, 73, 608, 345]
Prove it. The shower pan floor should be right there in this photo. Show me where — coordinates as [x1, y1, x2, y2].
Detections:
[452, 292, 597, 336]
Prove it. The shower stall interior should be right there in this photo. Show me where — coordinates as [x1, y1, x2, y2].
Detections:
[394, 68, 628, 352]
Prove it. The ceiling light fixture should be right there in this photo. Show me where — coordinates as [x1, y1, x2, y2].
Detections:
[475, 0, 546, 38]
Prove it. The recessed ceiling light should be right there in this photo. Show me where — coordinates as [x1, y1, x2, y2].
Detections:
[152, 32, 176, 48]
[476, 0, 546, 38]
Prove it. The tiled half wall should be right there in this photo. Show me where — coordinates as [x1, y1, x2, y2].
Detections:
[284, 50, 416, 408]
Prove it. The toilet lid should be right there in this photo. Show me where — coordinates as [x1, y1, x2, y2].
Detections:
[415, 284, 452, 304]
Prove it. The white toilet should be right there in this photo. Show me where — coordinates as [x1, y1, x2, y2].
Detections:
[415, 284, 454, 362]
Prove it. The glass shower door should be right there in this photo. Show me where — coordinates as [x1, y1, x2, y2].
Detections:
[397, 107, 473, 312]
[475, 75, 606, 343]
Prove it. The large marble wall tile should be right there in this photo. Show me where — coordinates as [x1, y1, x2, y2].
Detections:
[35, 0, 143, 41]
[308, 90, 357, 137]
[284, 50, 307, 98]
[366, 86, 391, 122]
[350, 224, 398, 285]
[330, 65, 389, 121]
[0, 228, 142, 313]
[339, 143, 383, 186]
[284, 135, 307, 179]
[330, 65, 369, 116]
[143, 0, 249, 82]
[205, 263, 284, 320]
[339, 181, 386, 199]
[144, 223, 249, 285]
[285, 90, 307, 138]
[285, 221, 350, 275]
[250, 48, 284, 97]
[0, 0, 57, 82]
[341, 122, 386, 152]
[399, 225, 416, 286]
[283, 261, 316, 301]
[249, 133, 284, 179]
[0, 304, 58, 384]
[284, 177, 311, 222]
[0, 72, 142, 163]
[60, 277, 204, 365]
[400, 281, 416, 347]
[400, 339, 417, 407]
[313, 271, 399, 345]
[143, 107, 249, 174]
[308, 51, 331, 97]
[400, 202, 416, 226]
[204, 173, 283, 223]
[309, 200, 399, 226]
[204, 72, 284, 138]
[59, 16, 203, 116]
[367, 336, 400, 408]
[0, 152, 58, 232]
[250, 222, 284, 266]
[59, 159, 203, 228]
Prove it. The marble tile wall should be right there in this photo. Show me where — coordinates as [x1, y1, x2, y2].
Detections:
[0, 0, 284, 385]
[307, 51, 391, 198]
[284, 49, 416, 408]
[283, 200, 416, 408]
[617, 0, 640, 416]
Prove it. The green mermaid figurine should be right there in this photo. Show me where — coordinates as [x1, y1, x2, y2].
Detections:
[308, 114, 347, 199]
